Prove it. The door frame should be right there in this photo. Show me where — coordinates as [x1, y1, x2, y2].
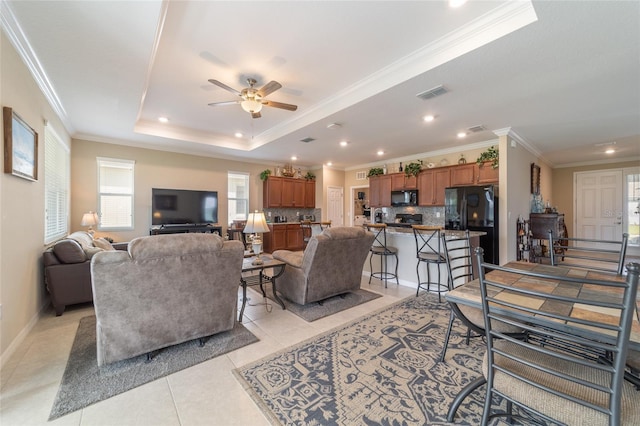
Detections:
[349, 184, 369, 226]
[327, 186, 344, 227]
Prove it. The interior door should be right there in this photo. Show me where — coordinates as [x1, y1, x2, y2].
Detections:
[575, 170, 623, 243]
[327, 186, 343, 226]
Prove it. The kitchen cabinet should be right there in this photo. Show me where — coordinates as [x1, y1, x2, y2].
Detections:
[449, 164, 476, 186]
[304, 180, 316, 208]
[369, 175, 392, 207]
[476, 162, 499, 184]
[263, 177, 316, 208]
[417, 168, 450, 206]
[263, 223, 303, 253]
[391, 173, 417, 190]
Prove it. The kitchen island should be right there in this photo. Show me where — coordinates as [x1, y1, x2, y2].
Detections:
[362, 227, 486, 291]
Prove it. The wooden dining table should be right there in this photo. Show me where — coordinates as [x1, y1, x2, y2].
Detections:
[445, 260, 640, 351]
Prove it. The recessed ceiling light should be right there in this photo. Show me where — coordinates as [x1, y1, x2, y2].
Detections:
[326, 162, 333, 166]
[340, 140, 348, 147]
[291, 156, 297, 161]
[423, 115, 435, 122]
[158, 117, 169, 123]
[377, 150, 385, 156]
[449, 0, 467, 8]
[457, 132, 467, 138]
[234, 132, 243, 138]
[605, 148, 616, 154]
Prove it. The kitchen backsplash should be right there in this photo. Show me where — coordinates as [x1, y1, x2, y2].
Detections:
[263, 208, 321, 223]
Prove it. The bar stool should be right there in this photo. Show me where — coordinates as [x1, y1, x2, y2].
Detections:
[319, 220, 331, 230]
[365, 223, 398, 288]
[412, 225, 447, 301]
[301, 220, 313, 249]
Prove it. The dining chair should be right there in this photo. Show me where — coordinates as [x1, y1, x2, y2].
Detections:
[365, 223, 398, 288]
[476, 248, 640, 425]
[412, 225, 447, 300]
[548, 231, 629, 275]
[439, 231, 525, 366]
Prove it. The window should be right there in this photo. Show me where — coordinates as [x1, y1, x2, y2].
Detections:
[97, 158, 134, 230]
[44, 126, 70, 243]
[228, 172, 249, 222]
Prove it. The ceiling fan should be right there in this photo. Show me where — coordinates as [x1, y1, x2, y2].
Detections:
[207, 78, 298, 118]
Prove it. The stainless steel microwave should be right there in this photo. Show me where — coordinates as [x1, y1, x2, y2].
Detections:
[391, 190, 418, 207]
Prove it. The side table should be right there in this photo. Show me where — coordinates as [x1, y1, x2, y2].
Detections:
[239, 254, 286, 321]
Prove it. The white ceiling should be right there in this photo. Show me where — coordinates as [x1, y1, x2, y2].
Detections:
[3, 0, 639, 169]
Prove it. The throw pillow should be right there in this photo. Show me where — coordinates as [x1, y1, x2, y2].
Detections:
[93, 237, 115, 251]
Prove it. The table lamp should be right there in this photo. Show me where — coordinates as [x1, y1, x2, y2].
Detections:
[81, 211, 99, 236]
[243, 211, 270, 265]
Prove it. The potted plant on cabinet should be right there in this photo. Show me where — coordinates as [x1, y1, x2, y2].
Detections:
[304, 171, 316, 180]
[367, 167, 384, 178]
[476, 146, 499, 169]
[404, 161, 423, 178]
[260, 169, 272, 181]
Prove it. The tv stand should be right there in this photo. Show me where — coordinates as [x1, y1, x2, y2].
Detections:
[150, 224, 222, 236]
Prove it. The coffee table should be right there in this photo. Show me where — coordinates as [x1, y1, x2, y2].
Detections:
[239, 254, 286, 321]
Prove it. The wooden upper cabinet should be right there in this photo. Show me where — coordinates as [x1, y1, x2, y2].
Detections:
[391, 173, 417, 190]
[369, 175, 392, 207]
[263, 176, 283, 208]
[263, 176, 316, 208]
[417, 168, 450, 206]
[304, 180, 316, 208]
[450, 163, 476, 186]
[476, 162, 499, 184]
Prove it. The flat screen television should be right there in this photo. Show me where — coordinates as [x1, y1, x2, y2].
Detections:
[152, 188, 218, 226]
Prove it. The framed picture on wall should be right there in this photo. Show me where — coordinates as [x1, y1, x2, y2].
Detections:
[3, 107, 38, 181]
[531, 163, 540, 195]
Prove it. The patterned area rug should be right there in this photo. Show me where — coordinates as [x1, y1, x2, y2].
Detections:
[234, 292, 506, 425]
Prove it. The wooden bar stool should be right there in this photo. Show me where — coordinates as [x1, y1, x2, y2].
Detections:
[365, 223, 398, 288]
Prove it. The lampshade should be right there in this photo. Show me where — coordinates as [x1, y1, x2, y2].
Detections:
[81, 211, 98, 227]
[243, 211, 270, 234]
[241, 99, 263, 114]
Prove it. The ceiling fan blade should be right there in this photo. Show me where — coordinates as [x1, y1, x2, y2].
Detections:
[251, 111, 262, 119]
[262, 100, 298, 111]
[208, 100, 240, 107]
[257, 80, 282, 98]
[208, 79, 241, 96]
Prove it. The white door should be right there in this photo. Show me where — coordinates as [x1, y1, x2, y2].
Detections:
[327, 186, 343, 226]
[575, 170, 623, 242]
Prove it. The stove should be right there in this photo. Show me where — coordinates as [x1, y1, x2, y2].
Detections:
[385, 213, 423, 228]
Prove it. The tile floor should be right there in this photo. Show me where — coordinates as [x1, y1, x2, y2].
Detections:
[0, 278, 415, 425]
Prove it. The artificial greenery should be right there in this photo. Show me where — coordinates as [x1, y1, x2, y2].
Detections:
[304, 171, 316, 180]
[260, 169, 272, 180]
[367, 167, 384, 178]
[476, 146, 499, 169]
[404, 161, 423, 177]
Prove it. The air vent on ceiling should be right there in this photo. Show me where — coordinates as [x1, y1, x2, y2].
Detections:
[416, 84, 448, 100]
[467, 125, 487, 133]
[300, 137, 316, 143]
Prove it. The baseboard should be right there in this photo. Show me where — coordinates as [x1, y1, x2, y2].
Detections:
[0, 299, 49, 370]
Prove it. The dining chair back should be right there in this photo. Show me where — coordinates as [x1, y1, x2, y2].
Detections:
[476, 247, 640, 425]
[548, 231, 629, 275]
[301, 221, 313, 249]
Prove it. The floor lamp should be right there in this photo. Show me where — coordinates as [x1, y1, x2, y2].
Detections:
[243, 211, 270, 265]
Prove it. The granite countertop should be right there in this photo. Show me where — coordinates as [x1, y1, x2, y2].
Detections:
[384, 227, 486, 238]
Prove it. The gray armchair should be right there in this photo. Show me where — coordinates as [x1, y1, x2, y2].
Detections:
[91, 233, 244, 366]
[272, 226, 375, 305]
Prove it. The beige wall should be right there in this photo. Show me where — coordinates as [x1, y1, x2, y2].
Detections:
[552, 161, 639, 238]
[71, 139, 274, 242]
[1, 34, 71, 361]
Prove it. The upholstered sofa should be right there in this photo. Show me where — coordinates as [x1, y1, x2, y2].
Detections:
[43, 231, 116, 315]
[272, 226, 375, 305]
[90, 233, 244, 366]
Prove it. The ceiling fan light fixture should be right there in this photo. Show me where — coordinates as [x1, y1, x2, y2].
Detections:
[241, 99, 262, 113]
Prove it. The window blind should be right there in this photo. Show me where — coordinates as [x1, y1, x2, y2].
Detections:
[228, 172, 249, 221]
[97, 158, 134, 229]
[44, 126, 69, 243]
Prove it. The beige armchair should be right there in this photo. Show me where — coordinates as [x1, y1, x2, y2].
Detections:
[91, 233, 244, 366]
[272, 226, 375, 305]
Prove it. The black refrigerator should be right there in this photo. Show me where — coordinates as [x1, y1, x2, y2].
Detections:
[444, 185, 499, 264]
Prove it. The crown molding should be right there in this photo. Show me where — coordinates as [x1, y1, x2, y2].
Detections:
[0, 0, 74, 134]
